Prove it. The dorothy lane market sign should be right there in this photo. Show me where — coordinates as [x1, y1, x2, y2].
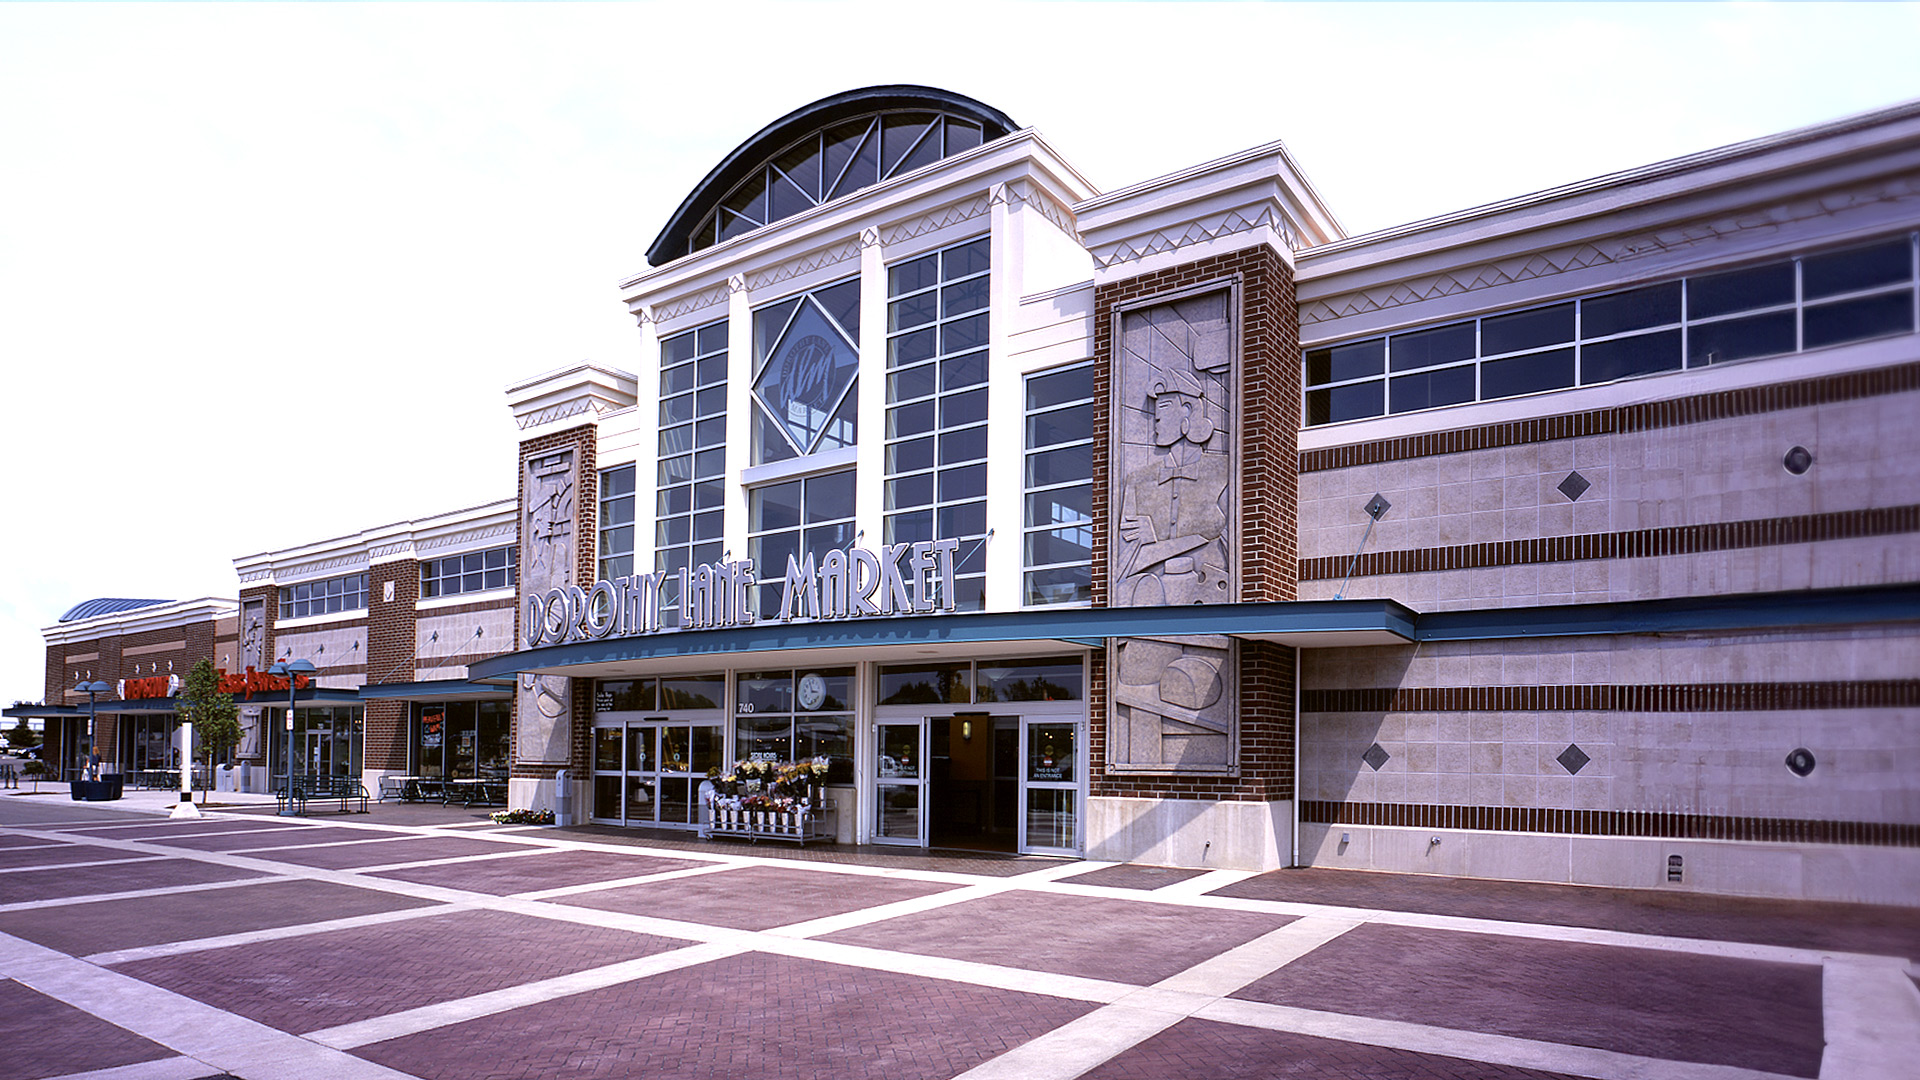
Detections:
[526, 539, 964, 647]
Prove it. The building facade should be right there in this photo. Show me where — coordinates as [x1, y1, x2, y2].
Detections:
[23, 87, 1916, 905]
[481, 87, 1919, 903]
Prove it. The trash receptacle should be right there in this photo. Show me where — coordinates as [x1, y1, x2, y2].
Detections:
[553, 769, 573, 827]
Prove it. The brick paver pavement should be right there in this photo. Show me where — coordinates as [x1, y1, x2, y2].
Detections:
[0, 799, 1910, 1080]
[257, 835, 534, 868]
[0, 856, 263, 904]
[1082, 1017, 1592, 1080]
[822, 889, 1294, 984]
[554, 864, 959, 930]
[367, 847, 705, 894]
[112, 907, 693, 1033]
[1213, 865, 1920, 959]
[0, 978, 174, 1080]
[354, 951, 1098, 1080]
[0, 876, 439, 955]
[1232, 921, 1826, 1077]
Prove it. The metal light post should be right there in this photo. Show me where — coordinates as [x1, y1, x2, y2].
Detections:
[72, 680, 109, 784]
[268, 659, 316, 817]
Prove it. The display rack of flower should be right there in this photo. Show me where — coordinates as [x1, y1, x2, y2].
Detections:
[704, 757, 831, 845]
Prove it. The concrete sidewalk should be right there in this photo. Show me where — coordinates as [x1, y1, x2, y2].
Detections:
[0, 796, 1914, 1080]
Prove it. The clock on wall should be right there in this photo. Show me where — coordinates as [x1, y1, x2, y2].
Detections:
[797, 672, 826, 711]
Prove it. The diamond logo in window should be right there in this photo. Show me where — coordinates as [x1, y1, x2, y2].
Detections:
[755, 299, 858, 453]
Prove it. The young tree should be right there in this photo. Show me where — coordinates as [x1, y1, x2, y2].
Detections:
[6, 719, 36, 751]
[177, 658, 239, 806]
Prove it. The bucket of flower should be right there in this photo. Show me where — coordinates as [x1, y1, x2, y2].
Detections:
[705, 758, 830, 844]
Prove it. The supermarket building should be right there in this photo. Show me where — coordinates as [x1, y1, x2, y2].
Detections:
[26, 86, 1920, 904]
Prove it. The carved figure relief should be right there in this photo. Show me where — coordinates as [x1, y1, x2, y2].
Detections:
[1108, 289, 1238, 774]
[517, 449, 578, 765]
[238, 599, 265, 760]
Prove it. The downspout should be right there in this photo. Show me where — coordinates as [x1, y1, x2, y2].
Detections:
[1291, 644, 1302, 868]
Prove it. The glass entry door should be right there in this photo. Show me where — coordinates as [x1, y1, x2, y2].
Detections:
[873, 720, 927, 845]
[591, 718, 722, 827]
[1019, 718, 1081, 856]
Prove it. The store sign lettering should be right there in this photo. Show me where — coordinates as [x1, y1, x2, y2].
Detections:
[216, 667, 311, 700]
[524, 539, 962, 648]
[118, 675, 180, 700]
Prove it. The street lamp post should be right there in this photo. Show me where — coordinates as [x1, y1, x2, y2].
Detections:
[72, 680, 109, 785]
[267, 659, 316, 816]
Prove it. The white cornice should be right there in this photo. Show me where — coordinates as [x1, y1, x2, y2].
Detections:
[233, 499, 517, 583]
[44, 597, 238, 647]
[506, 362, 640, 432]
[1073, 140, 1344, 275]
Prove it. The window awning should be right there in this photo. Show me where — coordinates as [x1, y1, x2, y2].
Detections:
[359, 679, 514, 702]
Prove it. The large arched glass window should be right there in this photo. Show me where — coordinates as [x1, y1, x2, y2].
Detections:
[692, 112, 985, 255]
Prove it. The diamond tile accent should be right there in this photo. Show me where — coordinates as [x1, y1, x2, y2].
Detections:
[1556, 743, 1591, 775]
[1364, 493, 1392, 520]
[1362, 743, 1390, 771]
[1557, 471, 1591, 502]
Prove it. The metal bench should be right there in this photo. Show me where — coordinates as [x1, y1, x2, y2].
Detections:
[276, 775, 370, 815]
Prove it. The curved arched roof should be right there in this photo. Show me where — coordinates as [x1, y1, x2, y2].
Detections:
[646, 85, 1019, 267]
[60, 598, 171, 623]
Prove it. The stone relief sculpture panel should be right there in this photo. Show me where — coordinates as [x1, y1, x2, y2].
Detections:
[1108, 288, 1238, 774]
[517, 447, 577, 765]
[238, 598, 265, 760]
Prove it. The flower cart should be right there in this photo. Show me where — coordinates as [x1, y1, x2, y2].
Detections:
[704, 758, 833, 846]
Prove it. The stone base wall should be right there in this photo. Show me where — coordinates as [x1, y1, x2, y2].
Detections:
[1301, 822, 1920, 906]
[1086, 795, 1292, 871]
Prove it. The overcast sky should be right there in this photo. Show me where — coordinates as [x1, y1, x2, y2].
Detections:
[3, 2, 1917, 703]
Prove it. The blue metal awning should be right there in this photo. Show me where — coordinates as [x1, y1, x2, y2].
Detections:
[465, 585, 1920, 682]
[468, 599, 1420, 681]
[359, 679, 513, 702]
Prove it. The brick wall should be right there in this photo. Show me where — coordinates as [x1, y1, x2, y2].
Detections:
[44, 616, 225, 769]
[365, 559, 419, 771]
[1089, 244, 1302, 802]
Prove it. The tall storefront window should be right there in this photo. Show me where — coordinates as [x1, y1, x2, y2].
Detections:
[267, 706, 364, 779]
[599, 463, 635, 581]
[886, 236, 990, 610]
[751, 279, 860, 465]
[592, 675, 725, 829]
[410, 701, 510, 780]
[1023, 363, 1094, 605]
[655, 320, 729, 614]
[745, 471, 856, 617]
[735, 668, 854, 781]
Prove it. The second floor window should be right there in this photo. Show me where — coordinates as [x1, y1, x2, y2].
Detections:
[280, 573, 368, 619]
[421, 546, 517, 599]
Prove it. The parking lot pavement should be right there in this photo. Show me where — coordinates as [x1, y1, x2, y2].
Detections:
[0, 796, 1915, 1080]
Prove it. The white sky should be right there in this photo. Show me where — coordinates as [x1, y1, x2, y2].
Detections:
[3, 1, 1917, 703]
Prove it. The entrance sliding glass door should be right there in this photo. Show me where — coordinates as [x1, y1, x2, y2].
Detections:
[1019, 718, 1080, 856]
[873, 720, 926, 845]
[591, 718, 722, 827]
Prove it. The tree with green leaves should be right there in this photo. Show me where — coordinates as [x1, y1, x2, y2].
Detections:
[178, 658, 239, 806]
[6, 719, 36, 751]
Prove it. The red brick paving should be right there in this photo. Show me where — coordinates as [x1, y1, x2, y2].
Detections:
[0, 979, 173, 1080]
[1231, 922, 1825, 1078]
[0, 857, 264, 905]
[111, 907, 693, 1033]
[1061, 863, 1209, 890]
[1083, 1017, 1592, 1079]
[248, 835, 534, 869]
[355, 951, 1097, 1080]
[0, 835, 62, 849]
[1212, 866, 1920, 960]
[0, 844, 155, 870]
[823, 890, 1293, 984]
[367, 848, 704, 895]
[555, 865, 959, 930]
[142, 827, 386, 852]
[0, 878, 438, 955]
